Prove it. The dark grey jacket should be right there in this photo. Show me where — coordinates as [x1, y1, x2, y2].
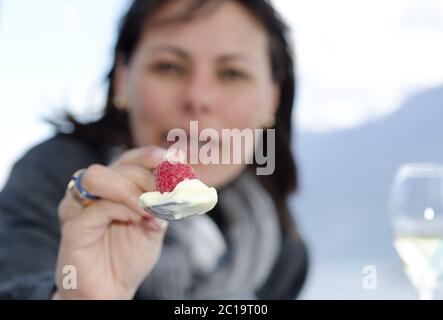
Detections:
[0, 133, 308, 299]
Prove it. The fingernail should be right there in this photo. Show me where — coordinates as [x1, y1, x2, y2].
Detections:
[153, 148, 168, 160]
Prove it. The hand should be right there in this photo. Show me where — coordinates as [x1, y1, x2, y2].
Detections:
[54, 146, 168, 299]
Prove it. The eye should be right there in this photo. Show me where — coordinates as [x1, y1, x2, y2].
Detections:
[149, 62, 187, 76]
[218, 68, 248, 81]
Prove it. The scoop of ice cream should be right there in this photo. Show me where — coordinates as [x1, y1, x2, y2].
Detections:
[139, 178, 218, 220]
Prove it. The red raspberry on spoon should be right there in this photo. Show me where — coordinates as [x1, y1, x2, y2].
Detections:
[154, 161, 198, 193]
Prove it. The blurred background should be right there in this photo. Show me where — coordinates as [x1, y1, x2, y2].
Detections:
[1, 0, 442, 299]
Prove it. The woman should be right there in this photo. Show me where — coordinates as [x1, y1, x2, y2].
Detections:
[0, 0, 308, 299]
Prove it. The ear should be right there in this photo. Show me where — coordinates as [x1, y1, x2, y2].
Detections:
[270, 82, 281, 115]
[113, 54, 129, 100]
[262, 83, 280, 126]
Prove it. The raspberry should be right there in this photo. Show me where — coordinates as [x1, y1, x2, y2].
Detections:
[154, 161, 198, 193]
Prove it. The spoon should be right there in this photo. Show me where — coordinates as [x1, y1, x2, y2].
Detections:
[143, 201, 194, 221]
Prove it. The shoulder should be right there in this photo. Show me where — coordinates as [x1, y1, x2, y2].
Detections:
[257, 233, 309, 300]
[0, 133, 108, 228]
[1, 133, 107, 201]
[19, 133, 105, 168]
[11, 133, 108, 182]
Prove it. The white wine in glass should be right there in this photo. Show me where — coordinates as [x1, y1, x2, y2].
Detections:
[389, 163, 443, 300]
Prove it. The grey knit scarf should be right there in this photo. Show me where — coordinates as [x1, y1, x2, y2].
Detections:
[137, 170, 281, 299]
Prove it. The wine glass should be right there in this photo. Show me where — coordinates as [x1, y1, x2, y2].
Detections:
[388, 163, 443, 300]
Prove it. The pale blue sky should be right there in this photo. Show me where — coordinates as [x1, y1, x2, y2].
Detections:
[1, 0, 443, 187]
[0, 0, 129, 186]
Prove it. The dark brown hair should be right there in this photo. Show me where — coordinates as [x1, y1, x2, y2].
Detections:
[62, 0, 298, 236]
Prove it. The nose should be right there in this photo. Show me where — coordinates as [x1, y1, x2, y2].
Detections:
[182, 68, 217, 116]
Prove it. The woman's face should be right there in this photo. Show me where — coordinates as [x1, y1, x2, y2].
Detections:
[115, 0, 279, 187]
